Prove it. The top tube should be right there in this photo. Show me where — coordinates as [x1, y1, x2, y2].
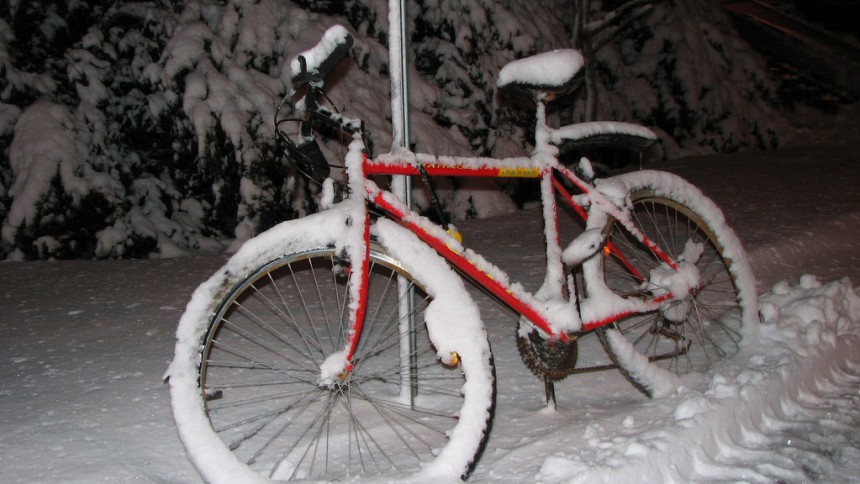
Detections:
[365, 152, 547, 178]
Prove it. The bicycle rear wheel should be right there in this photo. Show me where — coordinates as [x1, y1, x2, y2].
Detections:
[597, 171, 758, 396]
[170, 233, 494, 482]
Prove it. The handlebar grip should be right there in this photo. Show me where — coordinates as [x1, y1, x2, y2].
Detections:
[290, 25, 354, 89]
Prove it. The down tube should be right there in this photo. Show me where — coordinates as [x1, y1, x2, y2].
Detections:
[369, 189, 569, 342]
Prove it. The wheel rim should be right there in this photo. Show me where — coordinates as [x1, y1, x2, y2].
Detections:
[198, 247, 467, 480]
[603, 194, 744, 375]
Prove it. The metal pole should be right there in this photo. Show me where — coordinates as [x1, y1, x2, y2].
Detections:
[389, 0, 418, 405]
[389, 0, 412, 164]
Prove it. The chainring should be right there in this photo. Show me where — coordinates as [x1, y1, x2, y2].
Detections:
[516, 326, 579, 382]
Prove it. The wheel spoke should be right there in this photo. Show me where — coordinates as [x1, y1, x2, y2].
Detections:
[189, 246, 488, 480]
[601, 191, 747, 386]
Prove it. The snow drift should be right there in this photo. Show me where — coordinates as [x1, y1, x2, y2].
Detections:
[537, 275, 860, 483]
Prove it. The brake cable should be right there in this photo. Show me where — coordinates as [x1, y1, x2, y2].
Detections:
[415, 163, 452, 232]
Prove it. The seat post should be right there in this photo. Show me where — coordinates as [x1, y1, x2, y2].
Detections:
[533, 99, 554, 154]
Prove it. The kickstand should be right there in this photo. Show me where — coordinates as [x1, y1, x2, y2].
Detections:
[544, 377, 557, 410]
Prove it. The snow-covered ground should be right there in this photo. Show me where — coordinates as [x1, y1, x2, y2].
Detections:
[2, 108, 860, 482]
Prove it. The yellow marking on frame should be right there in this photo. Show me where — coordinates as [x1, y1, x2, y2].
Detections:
[446, 226, 463, 243]
[498, 167, 541, 178]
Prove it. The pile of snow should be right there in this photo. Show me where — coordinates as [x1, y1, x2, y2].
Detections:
[537, 275, 860, 483]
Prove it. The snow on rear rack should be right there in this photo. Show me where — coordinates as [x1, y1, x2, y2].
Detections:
[552, 121, 657, 153]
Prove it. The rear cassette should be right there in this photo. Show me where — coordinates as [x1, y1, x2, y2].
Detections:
[516, 326, 579, 382]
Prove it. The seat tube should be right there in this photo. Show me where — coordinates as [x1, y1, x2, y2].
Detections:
[533, 99, 553, 153]
[535, 98, 566, 297]
[541, 171, 566, 295]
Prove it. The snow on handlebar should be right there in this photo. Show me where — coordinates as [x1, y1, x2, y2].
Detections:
[290, 25, 354, 88]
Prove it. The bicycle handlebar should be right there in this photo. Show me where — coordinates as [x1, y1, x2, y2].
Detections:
[278, 26, 367, 183]
[290, 25, 354, 89]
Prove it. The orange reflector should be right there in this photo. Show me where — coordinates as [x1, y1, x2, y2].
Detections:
[446, 227, 463, 243]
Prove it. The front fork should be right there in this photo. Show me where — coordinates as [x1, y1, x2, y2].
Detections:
[342, 208, 372, 370]
[318, 202, 371, 386]
[323, 203, 422, 407]
[319, 133, 375, 385]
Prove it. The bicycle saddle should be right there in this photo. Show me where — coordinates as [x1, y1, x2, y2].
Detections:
[291, 25, 354, 89]
[497, 49, 584, 98]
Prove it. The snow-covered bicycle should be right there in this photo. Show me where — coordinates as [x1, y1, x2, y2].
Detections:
[168, 25, 759, 483]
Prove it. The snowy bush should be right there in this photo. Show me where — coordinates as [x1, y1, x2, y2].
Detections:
[0, 0, 792, 259]
[584, 0, 784, 155]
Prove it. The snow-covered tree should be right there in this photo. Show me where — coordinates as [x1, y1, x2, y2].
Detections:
[581, 0, 783, 155]
[0, 0, 795, 259]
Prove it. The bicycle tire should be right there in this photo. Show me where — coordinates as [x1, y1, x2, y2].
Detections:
[595, 170, 758, 397]
[168, 213, 495, 482]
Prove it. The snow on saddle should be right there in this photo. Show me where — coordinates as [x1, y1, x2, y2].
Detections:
[496, 49, 656, 154]
[496, 49, 584, 97]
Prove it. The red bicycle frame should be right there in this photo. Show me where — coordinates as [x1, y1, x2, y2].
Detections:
[359, 152, 679, 343]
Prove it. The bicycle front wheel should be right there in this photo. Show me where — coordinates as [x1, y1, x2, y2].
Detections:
[170, 235, 494, 481]
[597, 171, 758, 396]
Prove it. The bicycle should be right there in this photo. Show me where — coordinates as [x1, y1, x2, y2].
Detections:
[168, 24, 759, 483]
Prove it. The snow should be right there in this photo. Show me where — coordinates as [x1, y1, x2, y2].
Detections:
[497, 49, 584, 90]
[602, 328, 681, 399]
[288, 24, 352, 82]
[2, 0, 803, 259]
[317, 349, 350, 386]
[561, 228, 604, 266]
[2, 101, 101, 255]
[550, 121, 657, 145]
[565, 275, 860, 483]
[3, 124, 860, 481]
[375, 217, 495, 480]
[2, 0, 860, 480]
[646, 240, 703, 303]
